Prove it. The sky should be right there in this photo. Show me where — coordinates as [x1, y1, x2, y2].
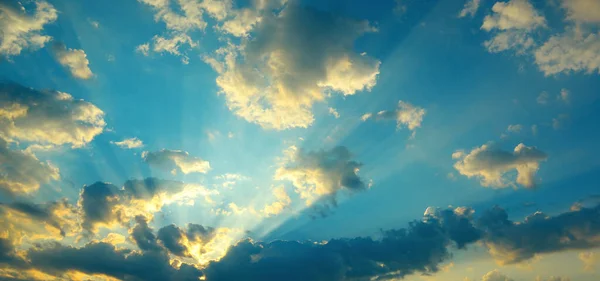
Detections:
[0, 0, 599, 280]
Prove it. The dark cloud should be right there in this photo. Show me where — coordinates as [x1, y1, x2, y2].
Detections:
[478, 204, 600, 264]
[131, 216, 162, 252]
[204, 208, 478, 281]
[27, 241, 202, 281]
[0, 199, 76, 237]
[0, 238, 25, 268]
[142, 149, 210, 175]
[157, 223, 215, 257]
[79, 177, 213, 232]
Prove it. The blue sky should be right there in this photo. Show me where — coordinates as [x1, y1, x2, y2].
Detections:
[1, 0, 600, 280]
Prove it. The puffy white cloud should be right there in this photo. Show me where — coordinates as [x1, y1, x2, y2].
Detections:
[136, 43, 150, 56]
[362, 101, 426, 136]
[481, 0, 545, 54]
[328, 107, 340, 119]
[561, 0, 600, 23]
[0, 137, 60, 195]
[559, 88, 570, 103]
[206, 4, 380, 130]
[453, 142, 547, 188]
[52, 44, 94, 80]
[482, 0, 545, 31]
[275, 145, 367, 206]
[111, 137, 144, 149]
[0, 1, 57, 57]
[481, 270, 514, 281]
[261, 185, 291, 216]
[459, 0, 481, 18]
[534, 30, 600, 76]
[142, 149, 210, 175]
[0, 82, 106, 147]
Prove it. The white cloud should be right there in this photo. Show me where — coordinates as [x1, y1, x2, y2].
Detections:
[111, 137, 144, 149]
[481, 270, 514, 281]
[0, 82, 106, 147]
[261, 186, 291, 216]
[0, 1, 57, 57]
[143, 149, 210, 175]
[531, 124, 538, 136]
[507, 124, 522, 133]
[275, 146, 366, 206]
[136, 43, 150, 56]
[561, 0, 600, 23]
[534, 30, 600, 76]
[579, 252, 598, 271]
[558, 88, 570, 103]
[328, 107, 340, 119]
[481, 0, 545, 54]
[362, 101, 426, 136]
[481, 0, 545, 31]
[205, 4, 380, 130]
[453, 142, 547, 188]
[0, 137, 60, 195]
[459, 0, 481, 18]
[52, 44, 94, 80]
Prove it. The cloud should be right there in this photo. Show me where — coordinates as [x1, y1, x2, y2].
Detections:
[203, 206, 480, 281]
[157, 223, 215, 258]
[79, 178, 216, 232]
[137, 0, 230, 61]
[362, 101, 426, 136]
[552, 114, 569, 130]
[459, 0, 481, 18]
[481, 270, 514, 281]
[328, 107, 340, 119]
[453, 143, 547, 188]
[481, 0, 545, 53]
[261, 186, 292, 216]
[111, 137, 144, 149]
[0, 82, 106, 147]
[52, 44, 94, 79]
[558, 88, 570, 103]
[507, 124, 523, 133]
[275, 146, 367, 206]
[561, 0, 600, 23]
[0, 137, 60, 195]
[537, 91, 549, 104]
[478, 204, 600, 264]
[26, 241, 203, 281]
[534, 29, 600, 76]
[579, 252, 598, 271]
[205, 3, 380, 130]
[142, 149, 210, 175]
[0, 199, 79, 243]
[0, 1, 57, 57]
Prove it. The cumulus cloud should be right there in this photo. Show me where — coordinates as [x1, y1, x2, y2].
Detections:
[26, 241, 203, 281]
[137, 0, 230, 61]
[0, 82, 106, 147]
[478, 204, 600, 264]
[52, 44, 94, 80]
[481, 270, 514, 281]
[0, 199, 79, 243]
[481, 0, 545, 53]
[561, 0, 600, 24]
[111, 137, 144, 149]
[79, 178, 216, 232]
[362, 100, 426, 136]
[453, 143, 547, 188]
[142, 149, 210, 175]
[261, 186, 292, 216]
[0, 1, 57, 57]
[0, 137, 60, 195]
[157, 223, 215, 258]
[558, 88, 570, 103]
[507, 124, 523, 133]
[534, 29, 600, 76]
[275, 146, 367, 206]
[203, 207, 480, 281]
[205, 3, 380, 130]
[459, 0, 481, 18]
